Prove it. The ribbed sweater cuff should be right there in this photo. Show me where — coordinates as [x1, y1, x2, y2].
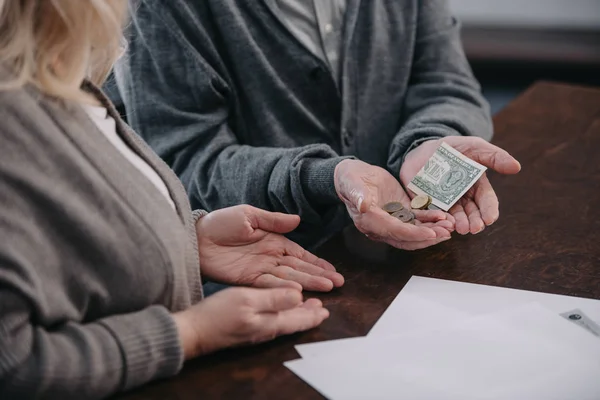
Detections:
[301, 157, 353, 205]
[100, 305, 183, 391]
[191, 209, 209, 226]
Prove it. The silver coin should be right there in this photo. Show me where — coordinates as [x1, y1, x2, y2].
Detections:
[392, 209, 415, 223]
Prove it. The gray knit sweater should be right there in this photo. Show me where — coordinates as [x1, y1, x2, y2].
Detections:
[0, 71, 203, 398]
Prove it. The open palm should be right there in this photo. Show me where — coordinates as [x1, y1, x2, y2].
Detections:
[195, 205, 344, 292]
[334, 159, 455, 250]
[400, 137, 521, 235]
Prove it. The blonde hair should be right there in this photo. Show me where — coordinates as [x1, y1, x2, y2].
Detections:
[0, 0, 127, 102]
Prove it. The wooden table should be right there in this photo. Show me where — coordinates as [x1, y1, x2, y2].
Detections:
[120, 82, 600, 399]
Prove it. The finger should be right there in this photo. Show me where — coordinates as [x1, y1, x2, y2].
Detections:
[454, 138, 521, 174]
[405, 236, 451, 251]
[253, 274, 302, 291]
[246, 206, 301, 234]
[431, 225, 453, 238]
[271, 265, 335, 292]
[444, 212, 456, 226]
[408, 225, 452, 239]
[415, 219, 454, 232]
[411, 209, 447, 222]
[281, 256, 345, 287]
[450, 203, 470, 235]
[474, 174, 500, 226]
[383, 236, 451, 251]
[350, 186, 372, 214]
[400, 237, 451, 250]
[464, 199, 486, 234]
[263, 306, 330, 337]
[282, 241, 337, 272]
[301, 298, 324, 309]
[336, 173, 373, 214]
[357, 209, 437, 242]
[299, 251, 337, 272]
[250, 288, 303, 312]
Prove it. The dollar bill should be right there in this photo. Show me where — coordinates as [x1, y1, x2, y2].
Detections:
[407, 142, 487, 211]
[560, 309, 600, 338]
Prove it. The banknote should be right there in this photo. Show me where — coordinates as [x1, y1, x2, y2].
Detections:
[560, 309, 600, 338]
[407, 143, 487, 211]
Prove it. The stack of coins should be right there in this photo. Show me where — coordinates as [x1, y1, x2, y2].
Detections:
[410, 195, 432, 210]
[381, 201, 416, 224]
[382, 195, 434, 224]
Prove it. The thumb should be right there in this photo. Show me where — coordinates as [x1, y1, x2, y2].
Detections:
[247, 207, 301, 234]
[347, 186, 371, 214]
[334, 160, 373, 214]
[253, 288, 303, 312]
[457, 139, 521, 175]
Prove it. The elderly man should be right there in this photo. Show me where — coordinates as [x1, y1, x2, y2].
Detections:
[114, 0, 520, 249]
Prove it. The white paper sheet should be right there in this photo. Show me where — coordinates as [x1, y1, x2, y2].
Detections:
[286, 304, 600, 400]
[286, 343, 600, 400]
[296, 295, 469, 359]
[369, 276, 600, 336]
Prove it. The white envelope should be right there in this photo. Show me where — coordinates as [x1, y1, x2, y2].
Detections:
[297, 277, 600, 359]
[296, 302, 600, 361]
[369, 276, 600, 336]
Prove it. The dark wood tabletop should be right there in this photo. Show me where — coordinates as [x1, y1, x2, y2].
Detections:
[119, 82, 600, 399]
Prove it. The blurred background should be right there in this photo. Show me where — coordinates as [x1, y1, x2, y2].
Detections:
[450, 0, 600, 113]
[106, 1, 600, 116]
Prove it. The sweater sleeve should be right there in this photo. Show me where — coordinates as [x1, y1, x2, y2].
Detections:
[113, 1, 349, 229]
[387, 0, 493, 175]
[0, 290, 182, 399]
[0, 95, 185, 399]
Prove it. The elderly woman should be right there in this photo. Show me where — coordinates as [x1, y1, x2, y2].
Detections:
[0, 1, 344, 398]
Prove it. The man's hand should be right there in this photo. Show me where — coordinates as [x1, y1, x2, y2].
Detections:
[196, 205, 344, 292]
[400, 137, 521, 235]
[334, 159, 455, 250]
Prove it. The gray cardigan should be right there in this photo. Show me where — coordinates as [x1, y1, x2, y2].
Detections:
[0, 73, 203, 398]
[114, 0, 492, 247]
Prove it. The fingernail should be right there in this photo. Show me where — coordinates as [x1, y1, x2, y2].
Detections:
[356, 196, 363, 211]
[319, 309, 330, 318]
[287, 290, 302, 303]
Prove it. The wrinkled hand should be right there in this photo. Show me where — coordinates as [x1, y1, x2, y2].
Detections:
[400, 137, 521, 235]
[173, 287, 329, 358]
[334, 159, 455, 250]
[196, 205, 343, 292]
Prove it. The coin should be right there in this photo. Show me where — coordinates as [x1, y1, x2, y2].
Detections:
[410, 195, 432, 210]
[408, 211, 416, 225]
[382, 201, 404, 214]
[424, 197, 432, 209]
[427, 204, 441, 211]
[392, 209, 415, 224]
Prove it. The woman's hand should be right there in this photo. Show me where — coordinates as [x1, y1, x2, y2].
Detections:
[196, 205, 344, 292]
[173, 287, 329, 358]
